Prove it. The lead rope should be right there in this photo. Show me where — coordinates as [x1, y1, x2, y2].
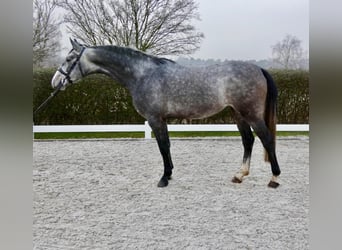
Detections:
[33, 81, 64, 117]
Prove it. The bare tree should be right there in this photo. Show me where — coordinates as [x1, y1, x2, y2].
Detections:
[271, 34, 305, 69]
[33, 0, 61, 67]
[58, 0, 204, 56]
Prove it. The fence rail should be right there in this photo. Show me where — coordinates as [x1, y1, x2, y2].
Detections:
[33, 122, 309, 139]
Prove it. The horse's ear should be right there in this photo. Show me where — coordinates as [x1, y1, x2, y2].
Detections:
[69, 38, 82, 52]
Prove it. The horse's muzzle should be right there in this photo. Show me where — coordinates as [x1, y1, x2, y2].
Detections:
[51, 71, 67, 90]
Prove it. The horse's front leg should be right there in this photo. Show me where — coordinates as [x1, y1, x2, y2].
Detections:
[148, 118, 174, 187]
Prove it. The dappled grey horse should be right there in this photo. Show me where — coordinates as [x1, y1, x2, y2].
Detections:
[52, 39, 281, 188]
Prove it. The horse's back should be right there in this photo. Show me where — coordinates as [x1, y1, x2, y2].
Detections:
[166, 61, 267, 103]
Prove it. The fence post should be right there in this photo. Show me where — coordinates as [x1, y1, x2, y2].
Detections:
[144, 121, 152, 139]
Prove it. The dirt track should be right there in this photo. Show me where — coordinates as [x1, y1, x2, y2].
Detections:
[33, 136, 309, 249]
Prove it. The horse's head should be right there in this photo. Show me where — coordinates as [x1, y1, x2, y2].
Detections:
[51, 39, 87, 90]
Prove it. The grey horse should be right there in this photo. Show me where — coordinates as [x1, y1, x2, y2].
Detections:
[51, 39, 281, 188]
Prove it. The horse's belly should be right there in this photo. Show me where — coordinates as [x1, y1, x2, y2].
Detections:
[165, 100, 227, 119]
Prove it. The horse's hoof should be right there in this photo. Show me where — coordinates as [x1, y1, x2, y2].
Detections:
[268, 181, 280, 188]
[231, 176, 242, 183]
[157, 177, 169, 187]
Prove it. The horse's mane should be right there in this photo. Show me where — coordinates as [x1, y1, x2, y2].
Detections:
[97, 45, 175, 65]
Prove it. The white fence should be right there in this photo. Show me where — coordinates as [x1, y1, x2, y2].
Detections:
[33, 122, 309, 139]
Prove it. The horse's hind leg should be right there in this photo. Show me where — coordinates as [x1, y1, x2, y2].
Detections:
[148, 118, 174, 187]
[251, 120, 281, 188]
[232, 117, 255, 184]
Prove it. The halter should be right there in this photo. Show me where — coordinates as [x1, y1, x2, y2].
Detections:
[58, 46, 86, 84]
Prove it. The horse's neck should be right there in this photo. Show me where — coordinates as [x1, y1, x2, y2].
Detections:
[88, 47, 155, 90]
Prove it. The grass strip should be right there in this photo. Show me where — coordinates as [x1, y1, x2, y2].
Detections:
[34, 131, 308, 139]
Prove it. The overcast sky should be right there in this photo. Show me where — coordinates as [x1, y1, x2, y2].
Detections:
[191, 0, 309, 60]
[59, 0, 309, 61]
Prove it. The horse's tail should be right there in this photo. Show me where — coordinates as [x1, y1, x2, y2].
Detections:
[261, 68, 278, 162]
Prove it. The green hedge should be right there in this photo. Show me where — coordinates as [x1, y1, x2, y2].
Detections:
[33, 68, 309, 125]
